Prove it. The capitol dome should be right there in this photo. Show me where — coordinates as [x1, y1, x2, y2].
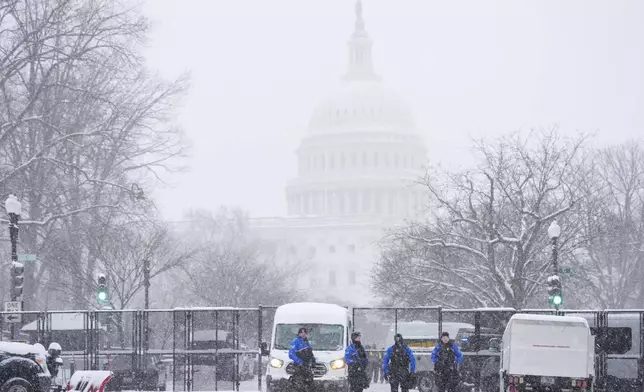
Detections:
[308, 79, 416, 135]
[285, 0, 428, 220]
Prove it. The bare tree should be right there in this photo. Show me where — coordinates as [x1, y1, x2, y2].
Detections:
[374, 130, 588, 309]
[178, 208, 301, 308]
[573, 141, 644, 308]
[40, 218, 195, 309]
[98, 222, 195, 310]
[0, 0, 189, 307]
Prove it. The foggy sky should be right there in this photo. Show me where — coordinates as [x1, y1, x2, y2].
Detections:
[141, 0, 644, 221]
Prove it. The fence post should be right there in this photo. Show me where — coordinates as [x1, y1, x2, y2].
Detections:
[172, 309, 177, 392]
[394, 309, 398, 335]
[595, 310, 607, 391]
[352, 308, 356, 333]
[84, 311, 89, 371]
[92, 310, 99, 370]
[474, 310, 481, 392]
[214, 310, 219, 391]
[183, 309, 193, 392]
[639, 311, 644, 391]
[144, 310, 150, 352]
[235, 311, 241, 392]
[135, 310, 143, 391]
[258, 306, 263, 392]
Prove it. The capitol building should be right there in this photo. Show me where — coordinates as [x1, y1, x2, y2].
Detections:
[251, 0, 428, 305]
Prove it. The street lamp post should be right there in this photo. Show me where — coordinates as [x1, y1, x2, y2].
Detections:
[5, 194, 22, 340]
[547, 220, 562, 310]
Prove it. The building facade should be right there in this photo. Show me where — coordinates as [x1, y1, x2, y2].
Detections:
[251, 0, 427, 305]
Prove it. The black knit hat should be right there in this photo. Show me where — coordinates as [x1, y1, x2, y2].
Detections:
[441, 332, 450, 338]
[394, 333, 404, 343]
[351, 331, 361, 341]
[298, 327, 308, 334]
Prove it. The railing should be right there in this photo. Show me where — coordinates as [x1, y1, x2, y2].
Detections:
[1, 306, 643, 392]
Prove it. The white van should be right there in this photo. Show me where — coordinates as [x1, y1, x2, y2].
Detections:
[264, 303, 350, 392]
[492, 314, 594, 392]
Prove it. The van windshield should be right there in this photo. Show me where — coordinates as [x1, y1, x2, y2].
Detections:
[274, 324, 344, 351]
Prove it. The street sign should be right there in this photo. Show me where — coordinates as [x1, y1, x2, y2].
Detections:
[17, 254, 37, 262]
[558, 267, 574, 274]
[4, 301, 22, 323]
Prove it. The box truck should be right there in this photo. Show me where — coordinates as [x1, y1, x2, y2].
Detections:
[490, 313, 594, 392]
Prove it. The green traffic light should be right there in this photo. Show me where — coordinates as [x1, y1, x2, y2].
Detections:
[97, 290, 108, 302]
[552, 295, 562, 306]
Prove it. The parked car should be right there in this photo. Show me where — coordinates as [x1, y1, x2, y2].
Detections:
[0, 342, 52, 392]
[104, 354, 166, 391]
[455, 327, 502, 392]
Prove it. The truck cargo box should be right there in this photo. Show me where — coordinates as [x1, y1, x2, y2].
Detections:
[502, 314, 594, 379]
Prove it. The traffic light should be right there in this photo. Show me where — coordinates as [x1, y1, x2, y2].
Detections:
[96, 273, 108, 303]
[11, 261, 24, 298]
[547, 275, 562, 307]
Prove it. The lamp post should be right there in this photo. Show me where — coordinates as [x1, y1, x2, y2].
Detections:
[547, 220, 562, 310]
[5, 194, 22, 340]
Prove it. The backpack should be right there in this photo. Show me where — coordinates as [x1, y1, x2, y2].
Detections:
[436, 343, 456, 370]
[389, 344, 410, 372]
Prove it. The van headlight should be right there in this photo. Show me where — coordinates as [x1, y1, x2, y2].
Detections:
[330, 359, 345, 370]
[270, 358, 284, 368]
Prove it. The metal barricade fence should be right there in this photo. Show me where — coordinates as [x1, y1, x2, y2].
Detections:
[0, 307, 279, 392]
[2, 306, 644, 392]
[352, 307, 644, 392]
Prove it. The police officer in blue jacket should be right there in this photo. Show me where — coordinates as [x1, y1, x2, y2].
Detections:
[288, 327, 315, 391]
[431, 332, 464, 392]
[345, 332, 369, 392]
[383, 334, 416, 392]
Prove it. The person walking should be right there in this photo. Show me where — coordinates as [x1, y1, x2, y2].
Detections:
[431, 332, 464, 392]
[379, 346, 386, 383]
[383, 334, 416, 392]
[365, 345, 376, 383]
[345, 332, 370, 392]
[369, 345, 384, 383]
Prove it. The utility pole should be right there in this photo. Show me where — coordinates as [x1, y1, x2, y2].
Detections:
[143, 259, 150, 310]
[143, 259, 150, 351]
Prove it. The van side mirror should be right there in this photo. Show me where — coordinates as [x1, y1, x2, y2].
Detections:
[488, 338, 501, 352]
[260, 342, 270, 356]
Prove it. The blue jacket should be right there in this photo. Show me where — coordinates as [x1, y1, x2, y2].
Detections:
[289, 336, 313, 365]
[344, 344, 368, 367]
[383, 345, 416, 374]
[431, 342, 464, 365]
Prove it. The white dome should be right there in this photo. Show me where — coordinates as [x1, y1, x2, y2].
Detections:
[307, 80, 416, 135]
